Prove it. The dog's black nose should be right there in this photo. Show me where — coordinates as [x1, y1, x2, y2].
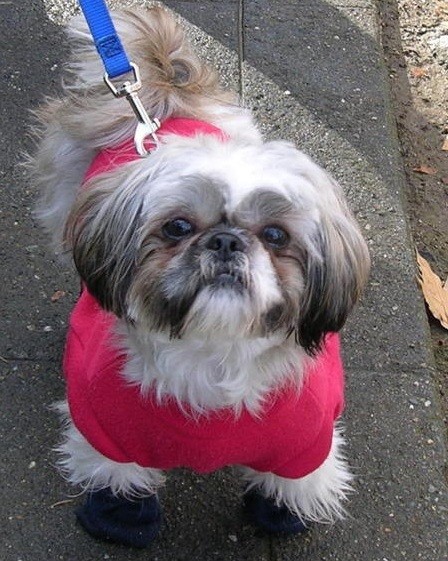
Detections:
[206, 232, 246, 261]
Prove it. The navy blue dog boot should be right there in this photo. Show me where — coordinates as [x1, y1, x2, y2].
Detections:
[243, 487, 309, 535]
[76, 488, 162, 548]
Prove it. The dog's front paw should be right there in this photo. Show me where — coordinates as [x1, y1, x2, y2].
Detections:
[243, 488, 309, 535]
[76, 488, 162, 548]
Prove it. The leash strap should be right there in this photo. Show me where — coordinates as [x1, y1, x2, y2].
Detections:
[78, 0, 160, 155]
[79, 0, 132, 79]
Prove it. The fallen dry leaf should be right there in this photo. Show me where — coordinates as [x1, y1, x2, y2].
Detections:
[442, 136, 448, 151]
[410, 66, 429, 79]
[412, 164, 437, 175]
[416, 251, 448, 330]
[51, 290, 66, 302]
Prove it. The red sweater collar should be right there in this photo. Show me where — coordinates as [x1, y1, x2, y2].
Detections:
[83, 117, 226, 183]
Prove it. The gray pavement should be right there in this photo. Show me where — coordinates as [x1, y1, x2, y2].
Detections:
[1, 1, 447, 560]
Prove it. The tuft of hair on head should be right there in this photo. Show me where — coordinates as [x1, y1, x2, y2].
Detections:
[56, 6, 236, 149]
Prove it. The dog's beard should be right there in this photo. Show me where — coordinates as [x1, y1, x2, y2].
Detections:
[181, 248, 252, 335]
[128, 236, 288, 339]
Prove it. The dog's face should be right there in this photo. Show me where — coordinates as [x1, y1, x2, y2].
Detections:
[65, 136, 369, 353]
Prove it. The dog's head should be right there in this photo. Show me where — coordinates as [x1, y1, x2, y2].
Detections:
[65, 135, 369, 353]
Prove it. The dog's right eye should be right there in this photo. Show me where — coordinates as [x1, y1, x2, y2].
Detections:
[162, 218, 195, 241]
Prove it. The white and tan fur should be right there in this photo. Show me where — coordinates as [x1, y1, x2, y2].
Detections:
[30, 6, 369, 527]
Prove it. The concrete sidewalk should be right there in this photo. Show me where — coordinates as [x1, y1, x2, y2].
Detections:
[1, 1, 447, 560]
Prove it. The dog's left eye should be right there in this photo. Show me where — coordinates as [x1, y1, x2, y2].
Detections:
[162, 218, 195, 240]
[262, 226, 289, 249]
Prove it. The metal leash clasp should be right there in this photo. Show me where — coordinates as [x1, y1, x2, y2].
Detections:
[104, 62, 160, 157]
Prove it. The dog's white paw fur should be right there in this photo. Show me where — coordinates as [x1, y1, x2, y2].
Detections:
[241, 428, 353, 523]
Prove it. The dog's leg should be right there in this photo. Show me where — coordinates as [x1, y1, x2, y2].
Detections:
[55, 402, 165, 547]
[240, 428, 352, 534]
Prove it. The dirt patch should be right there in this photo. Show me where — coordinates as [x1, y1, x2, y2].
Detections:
[378, 0, 448, 429]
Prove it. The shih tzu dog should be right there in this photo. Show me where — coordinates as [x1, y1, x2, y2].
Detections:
[30, 5, 370, 548]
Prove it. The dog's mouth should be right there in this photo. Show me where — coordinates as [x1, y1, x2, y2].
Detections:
[206, 266, 246, 291]
[214, 272, 244, 288]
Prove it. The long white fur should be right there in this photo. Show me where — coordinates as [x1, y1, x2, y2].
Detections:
[240, 428, 353, 523]
[31, 6, 370, 526]
[121, 328, 306, 414]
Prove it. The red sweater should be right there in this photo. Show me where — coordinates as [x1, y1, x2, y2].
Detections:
[64, 290, 344, 479]
[65, 118, 345, 479]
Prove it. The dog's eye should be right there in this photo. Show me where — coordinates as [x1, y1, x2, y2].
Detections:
[162, 218, 195, 240]
[262, 226, 289, 249]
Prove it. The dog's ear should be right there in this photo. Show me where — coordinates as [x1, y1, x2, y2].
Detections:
[64, 179, 143, 317]
[297, 206, 370, 355]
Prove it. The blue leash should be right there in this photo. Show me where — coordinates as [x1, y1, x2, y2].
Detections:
[78, 0, 160, 155]
[79, 0, 132, 78]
